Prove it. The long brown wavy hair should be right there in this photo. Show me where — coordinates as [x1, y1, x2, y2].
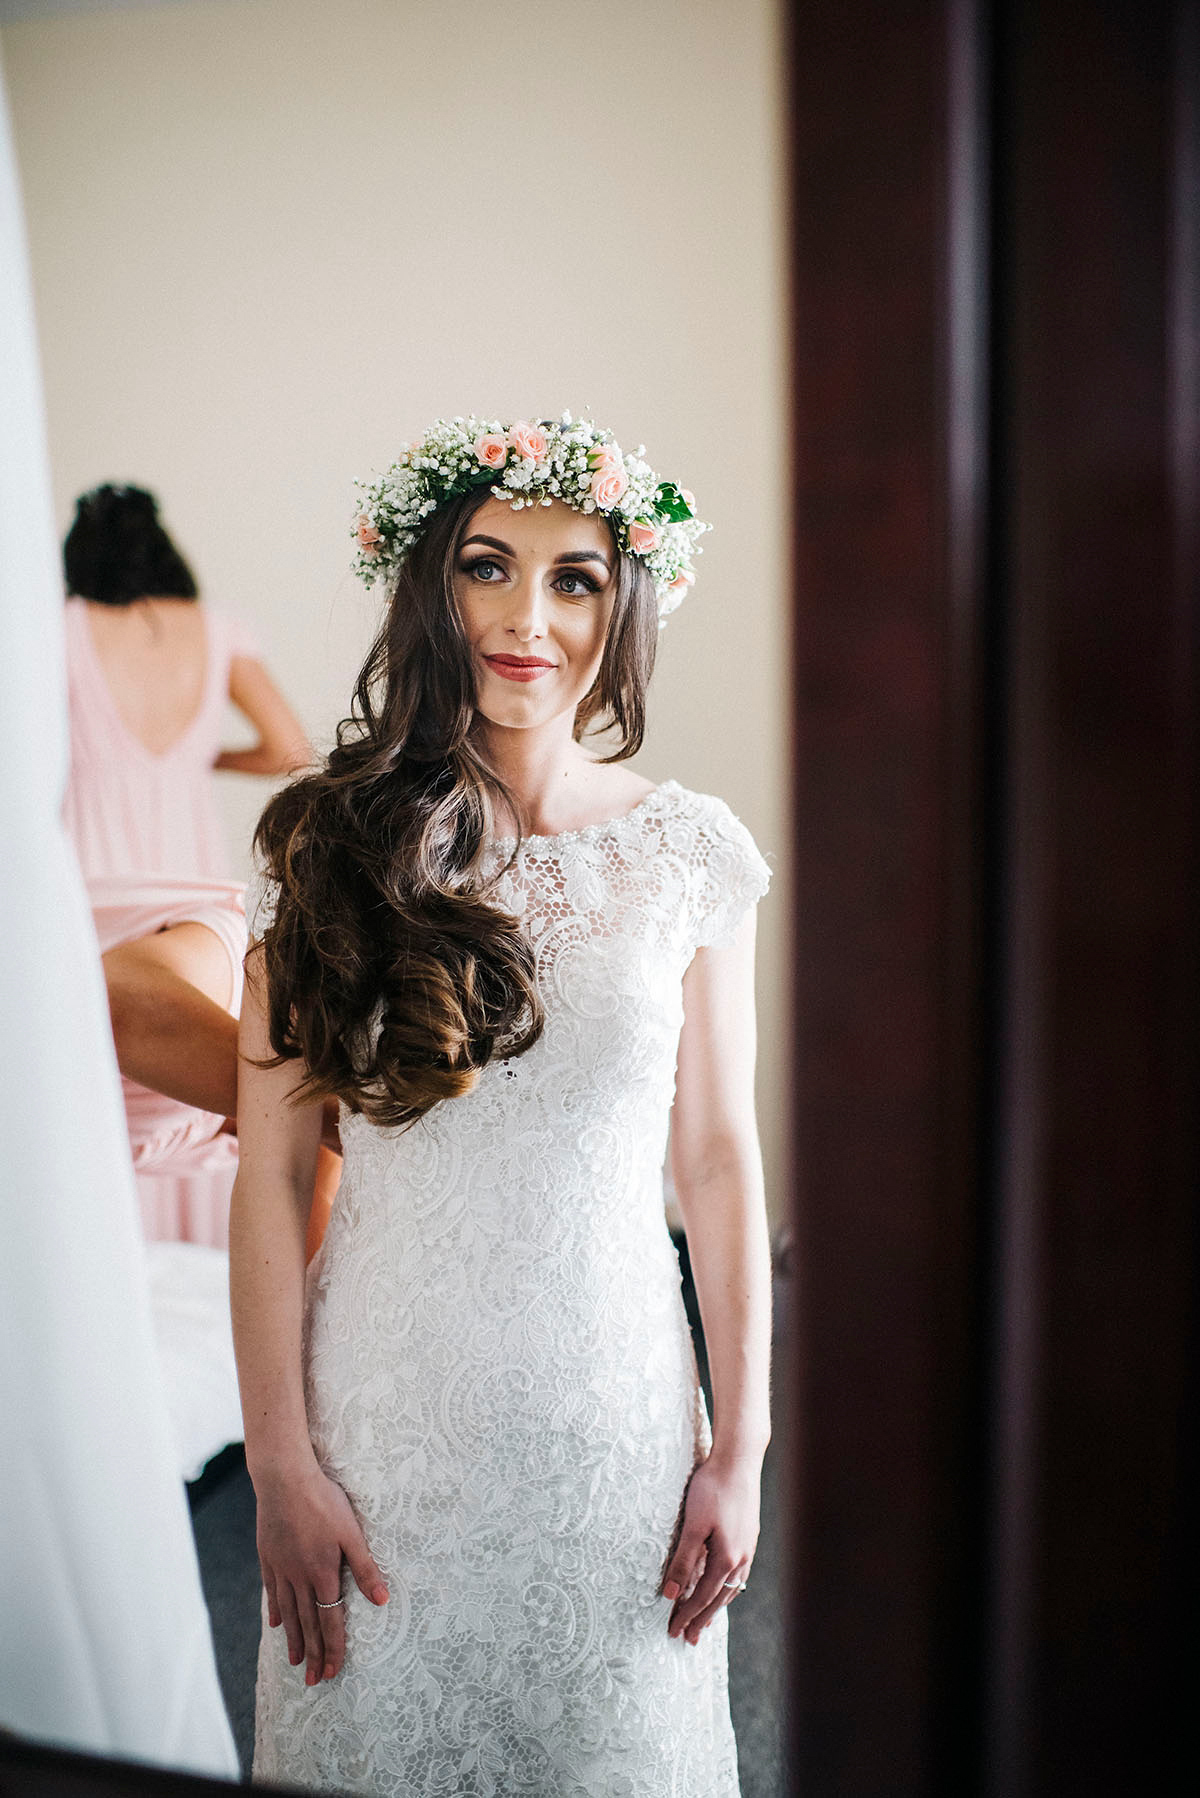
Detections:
[255, 486, 659, 1128]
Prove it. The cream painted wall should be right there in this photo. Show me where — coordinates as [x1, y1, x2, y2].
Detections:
[3, 0, 790, 1222]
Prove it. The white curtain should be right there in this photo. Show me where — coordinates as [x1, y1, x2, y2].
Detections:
[0, 48, 238, 1780]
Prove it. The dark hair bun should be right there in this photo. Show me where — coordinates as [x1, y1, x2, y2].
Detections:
[64, 482, 196, 606]
[77, 483, 158, 521]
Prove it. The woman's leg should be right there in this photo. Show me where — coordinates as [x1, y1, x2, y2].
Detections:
[103, 922, 238, 1121]
[102, 921, 342, 1253]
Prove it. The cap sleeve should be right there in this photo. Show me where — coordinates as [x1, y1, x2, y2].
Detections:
[687, 794, 772, 953]
[226, 613, 264, 660]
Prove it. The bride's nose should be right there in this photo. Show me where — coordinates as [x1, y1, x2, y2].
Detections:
[503, 575, 549, 642]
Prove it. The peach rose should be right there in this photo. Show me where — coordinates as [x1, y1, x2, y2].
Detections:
[508, 420, 548, 461]
[590, 465, 628, 510]
[356, 513, 383, 552]
[681, 489, 696, 512]
[474, 433, 508, 468]
[628, 520, 659, 554]
[588, 440, 624, 472]
[668, 568, 696, 593]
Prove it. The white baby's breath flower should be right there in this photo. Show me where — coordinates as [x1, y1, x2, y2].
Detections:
[351, 413, 709, 617]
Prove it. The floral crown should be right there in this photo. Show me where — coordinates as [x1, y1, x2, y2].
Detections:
[352, 413, 709, 622]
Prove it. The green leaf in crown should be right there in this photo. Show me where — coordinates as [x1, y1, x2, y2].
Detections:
[654, 481, 694, 523]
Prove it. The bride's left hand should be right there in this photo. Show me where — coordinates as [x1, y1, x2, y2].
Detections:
[660, 1451, 762, 1645]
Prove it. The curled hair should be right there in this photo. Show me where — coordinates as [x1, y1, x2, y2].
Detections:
[64, 483, 198, 606]
[256, 488, 659, 1129]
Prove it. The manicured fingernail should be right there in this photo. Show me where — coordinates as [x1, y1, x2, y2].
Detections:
[305, 1669, 317, 1686]
[324, 1663, 335, 1680]
[372, 1584, 389, 1605]
[663, 1580, 680, 1601]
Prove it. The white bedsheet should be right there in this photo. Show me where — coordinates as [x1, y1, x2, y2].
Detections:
[146, 1244, 245, 1485]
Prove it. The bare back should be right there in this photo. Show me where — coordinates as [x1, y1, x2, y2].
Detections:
[84, 597, 209, 756]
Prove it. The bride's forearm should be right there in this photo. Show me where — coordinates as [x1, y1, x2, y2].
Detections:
[229, 1170, 317, 1481]
[232, 945, 328, 1482]
[675, 1143, 773, 1464]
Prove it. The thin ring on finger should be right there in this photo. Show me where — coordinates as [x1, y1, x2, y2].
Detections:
[315, 1595, 345, 1609]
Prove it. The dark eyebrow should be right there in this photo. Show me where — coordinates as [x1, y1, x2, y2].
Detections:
[460, 535, 611, 573]
[553, 549, 611, 570]
[460, 534, 515, 556]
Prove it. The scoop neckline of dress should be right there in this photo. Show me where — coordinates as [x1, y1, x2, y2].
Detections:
[73, 595, 216, 763]
[490, 779, 678, 853]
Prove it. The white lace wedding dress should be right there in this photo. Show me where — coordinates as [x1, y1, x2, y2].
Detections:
[253, 780, 770, 1796]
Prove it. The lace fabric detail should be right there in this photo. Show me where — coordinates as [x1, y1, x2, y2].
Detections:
[253, 782, 770, 1795]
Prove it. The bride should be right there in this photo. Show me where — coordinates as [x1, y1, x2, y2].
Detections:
[231, 414, 773, 1794]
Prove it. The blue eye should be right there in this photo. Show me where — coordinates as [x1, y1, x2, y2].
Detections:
[464, 557, 504, 583]
[555, 571, 598, 597]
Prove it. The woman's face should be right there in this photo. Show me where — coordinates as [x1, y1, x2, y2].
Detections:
[453, 495, 616, 737]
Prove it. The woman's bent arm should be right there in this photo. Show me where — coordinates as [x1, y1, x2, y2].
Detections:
[661, 909, 772, 1644]
[214, 655, 310, 775]
[229, 945, 387, 1686]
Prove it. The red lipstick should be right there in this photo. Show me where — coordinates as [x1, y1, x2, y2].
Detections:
[484, 655, 556, 683]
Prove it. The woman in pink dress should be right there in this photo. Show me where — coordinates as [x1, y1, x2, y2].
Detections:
[62, 482, 316, 1247]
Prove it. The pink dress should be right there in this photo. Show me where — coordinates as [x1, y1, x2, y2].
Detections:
[63, 597, 259, 1247]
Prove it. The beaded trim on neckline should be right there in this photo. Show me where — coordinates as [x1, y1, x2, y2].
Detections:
[490, 779, 678, 854]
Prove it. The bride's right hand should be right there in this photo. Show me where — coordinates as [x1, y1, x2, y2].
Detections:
[253, 1460, 389, 1686]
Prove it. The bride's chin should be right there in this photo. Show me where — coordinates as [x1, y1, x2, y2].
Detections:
[476, 691, 578, 733]
[475, 701, 547, 734]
